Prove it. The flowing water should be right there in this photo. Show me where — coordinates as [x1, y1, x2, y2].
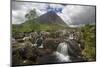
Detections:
[54, 42, 71, 62]
[34, 33, 81, 63]
[33, 37, 44, 48]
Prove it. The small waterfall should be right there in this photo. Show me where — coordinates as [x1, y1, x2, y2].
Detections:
[57, 42, 68, 56]
[33, 37, 44, 48]
[69, 34, 74, 39]
[33, 38, 38, 46]
[39, 44, 44, 48]
[54, 42, 71, 62]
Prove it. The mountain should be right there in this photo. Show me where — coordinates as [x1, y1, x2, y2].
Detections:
[12, 11, 68, 32]
[36, 11, 67, 26]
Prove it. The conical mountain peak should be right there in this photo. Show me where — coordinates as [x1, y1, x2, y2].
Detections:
[36, 11, 67, 25]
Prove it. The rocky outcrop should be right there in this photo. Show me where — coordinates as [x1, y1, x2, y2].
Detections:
[12, 29, 85, 65]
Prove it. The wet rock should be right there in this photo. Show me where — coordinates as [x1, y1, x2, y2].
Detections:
[37, 52, 58, 64]
[43, 38, 63, 51]
[37, 48, 53, 56]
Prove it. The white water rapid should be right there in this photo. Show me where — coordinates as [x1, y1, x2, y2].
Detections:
[54, 42, 71, 62]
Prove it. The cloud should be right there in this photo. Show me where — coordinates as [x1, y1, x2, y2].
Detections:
[12, 1, 47, 24]
[12, 10, 26, 24]
[12, 1, 65, 24]
[46, 4, 65, 13]
[59, 5, 96, 25]
[12, 1, 96, 26]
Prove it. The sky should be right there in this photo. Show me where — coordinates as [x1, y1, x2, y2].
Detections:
[12, 1, 96, 27]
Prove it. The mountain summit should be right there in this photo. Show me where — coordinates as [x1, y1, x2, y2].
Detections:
[36, 11, 67, 25]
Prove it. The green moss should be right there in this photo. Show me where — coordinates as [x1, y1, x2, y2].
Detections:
[81, 24, 96, 61]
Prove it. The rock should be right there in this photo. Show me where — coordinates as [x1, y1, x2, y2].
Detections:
[16, 38, 24, 43]
[13, 32, 25, 39]
[37, 48, 53, 56]
[37, 51, 58, 64]
[43, 38, 63, 51]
